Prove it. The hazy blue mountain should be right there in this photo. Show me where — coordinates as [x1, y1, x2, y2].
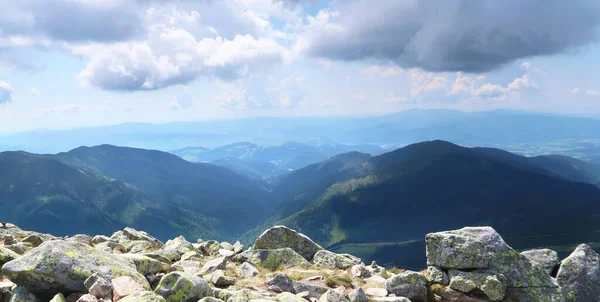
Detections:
[241, 141, 600, 269]
[4, 110, 600, 156]
[171, 141, 384, 180]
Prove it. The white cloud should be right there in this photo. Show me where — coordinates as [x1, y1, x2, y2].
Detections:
[168, 94, 194, 110]
[0, 81, 14, 103]
[33, 104, 89, 118]
[408, 69, 447, 97]
[586, 90, 600, 96]
[383, 92, 409, 103]
[29, 87, 40, 96]
[361, 65, 403, 78]
[352, 93, 368, 100]
[572, 88, 580, 95]
[452, 73, 536, 101]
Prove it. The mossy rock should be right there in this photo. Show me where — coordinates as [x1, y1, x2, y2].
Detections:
[556, 244, 600, 302]
[117, 254, 170, 275]
[232, 248, 310, 269]
[48, 293, 67, 302]
[154, 271, 213, 302]
[119, 291, 166, 302]
[253, 226, 322, 261]
[448, 270, 506, 301]
[0, 246, 20, 266]
[1, 240, 149, 299]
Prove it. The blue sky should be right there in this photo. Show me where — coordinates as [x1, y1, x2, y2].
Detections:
[0, 0, 599, 133]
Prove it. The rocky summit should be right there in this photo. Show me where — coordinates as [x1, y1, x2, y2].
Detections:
[1, 223, 599, 302]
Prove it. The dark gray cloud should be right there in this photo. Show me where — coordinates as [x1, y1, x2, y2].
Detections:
[298, 0, 600, 72]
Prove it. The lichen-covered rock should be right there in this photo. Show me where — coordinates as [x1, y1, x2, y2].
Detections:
[318, 289, 348, 302]
[232, 242, 244, 254]
[8, 286, 37, 302]
[199, 297, 225, 302]
[49, 293, 67, 302]
[267, 274, 295, 293]
[556, 244, 600, 302]
[448, 270, 506, 301]
[237, 262, 259, 278]
[199, 257, 227, 276]
[116, 254, 170, 276]
[233, 248, 310, 268]
[348, 288, 368, 302]
[253, 226, 323, 261]
[504, 287, 565, 302]
[1, 240, 149, 299]
[427, 266, 449, 285]
[156, 236, 194, 262]
[276, 292, 305, 302]
[365, 288, 387, 297]
[199, 241, 222, 257]
[0, 246, 20, 266]
[154, 271, 212, 302]
[84, 273, 112, 300]
[67, 235, 92, 245]
[521, 249, 559, 275]
[291, 282, 328, 299]
[3, 243, 30, 255]
[91, 236, 112, 245]
[94, 241, 126, 253]
[426, 227, 557, 288]
[226, 289, 266, 302]
[118, 291, 166, 302]
[313, 250, 360, 269]
[351, 264, 370, 278]
[211, 270, 236, 288]
[20, 234, 44, 247]
[122, 228, 163, 250]
[75, 294, 97, 302]
[384, 270, 428, 302]
[372, 298, 411, 302]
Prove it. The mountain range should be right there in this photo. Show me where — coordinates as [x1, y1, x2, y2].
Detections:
[1, 140, 600, 269]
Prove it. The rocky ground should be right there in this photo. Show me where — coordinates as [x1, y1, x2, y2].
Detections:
[0, 224, 599, 302]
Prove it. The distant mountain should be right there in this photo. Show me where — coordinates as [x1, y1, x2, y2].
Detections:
[242, 141, 600, 268]
[52, 145, 271, 239]
[0, 152, 224, 241]
[170, 142, 385, 180]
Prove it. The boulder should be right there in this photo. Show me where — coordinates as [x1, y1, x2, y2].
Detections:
[0, 282, 14, 302]
[275, 292, 305, 302]
[94, 241, 126, 254]
[427, 266, 449, 285]
[49, 293, 67, 302]
[219, 249, 235, 258]
[84, 274, 112, 300]
[116, 291, 166, 302]
[267, 274, 296, 293]
[123, 241, 153, 254]
[20, 234, 44, 247]
[237, 262, 259, 278]
[318, 289, 347, 302]
[556, 244, 600, 302]
[426, 227, 557, 288]
[233, 248, 311, 269]
[220, 242, 234, 251]
[384, 271, 428, 302]
[1, 240, 149, 298]
[3, 243, 30, 255]
[348, 288, 369, 302]
[179, 260, 202, 276]
[179, 251, 201, 262]
[154, 271, 212, 302]
[199, 257, 227, 276]
[75, 294, 97, 302]
[122, 228, 163, 250]
[156, 236, 194, 262]
[521, 249, 559, 275]
[67, 235, 92, 245]
[365, 288, 387, 297]
[91, 236, 112, 245]
[232, 242, 244, 254]
[111, 276, 145, 301]
[226, 289, 265, 302]
[0, 246, 20, 266]
[115, 254, 170, 276]
[291, 282, 328, 299]
[372, 298, 411, 302]
[448, 270, 506, 302]
[199, 298, 225, 302]
[8, 286, 37, 302]
[253, 226, 323, 261]
[313, 250, 360, 269]
[351, 265, 370, 278]
[211, 270, 236, 288]
[199, 241, 222, 257]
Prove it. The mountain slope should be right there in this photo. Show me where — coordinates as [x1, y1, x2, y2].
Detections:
[0, 152, 225, 240]
[242, 141, 600, 268]
[53, 145, 272, 239]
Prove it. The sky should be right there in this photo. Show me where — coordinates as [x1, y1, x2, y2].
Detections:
[0, 0, 600, 133]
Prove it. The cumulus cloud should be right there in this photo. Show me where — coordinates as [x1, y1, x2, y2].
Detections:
[451, 73, 536, 101]
[296, 0, 600, 72]
[572, 88, 580, 95]
[0, 81, 14, 103]
[586, 90, 600, 96]
[361, 65, 403, 78]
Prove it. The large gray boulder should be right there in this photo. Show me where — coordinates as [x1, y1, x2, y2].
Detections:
[122, 228, 163, 250]
[154, 271, 212, 302]
[233, 248, 310, 269]
[318, 289, 348, 302]
[9, 286, 37, 302]
[313, 250, 360, 269]
[118, 291, 166, 302]
[448, 270, 507, 301]
[237, 262, 259, 278]
[556, 244, 600, 302]
[521, 249, 559, 275]
[155, 236, 194, 262]
[116, 254, 170, 276]
[384, 270, 428, 302]
[426, 227, 556, 288]
[253, 226, 323, 261]
[1, 240, 149, 299]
